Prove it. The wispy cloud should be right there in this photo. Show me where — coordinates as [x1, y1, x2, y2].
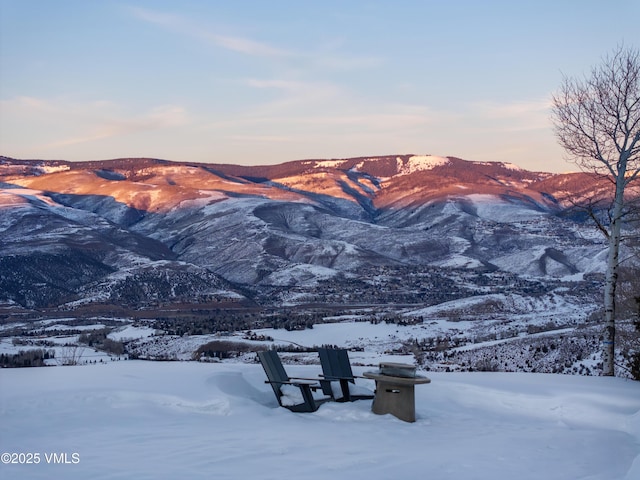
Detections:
[45, 105, 189, 148]
[228, 134, 295, 143]
[315, 55, 383, 70]
[214, 34, 289, 57]
[1, 96, 189, 150]
[244, 79, 317, 91]
[467, 98, 553, 132]
[205, 92, 440, 136]
[238, 77, 443, 130]
[472, 99, 552, 119]
[243, 77, 343, 109]
[127, 6, 383, 71]
[128, 6, 291, 58]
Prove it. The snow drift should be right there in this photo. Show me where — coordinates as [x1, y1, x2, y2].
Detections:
[1, 360, 639, 480]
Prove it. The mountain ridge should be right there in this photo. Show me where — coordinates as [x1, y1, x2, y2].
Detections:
[0, 153, 596, 213]
[0, 154, 623, 313]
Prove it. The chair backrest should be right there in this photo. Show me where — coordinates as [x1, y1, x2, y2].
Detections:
[257, 350, 289, 398]
[318, 348, 354, 380]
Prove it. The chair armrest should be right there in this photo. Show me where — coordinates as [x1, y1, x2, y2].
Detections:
[289, 375, 324, 382]
[264, 379, 321, 387]
[320, 374, 357, 381]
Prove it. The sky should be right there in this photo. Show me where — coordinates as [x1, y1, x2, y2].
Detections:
[1, 1, 639, 173]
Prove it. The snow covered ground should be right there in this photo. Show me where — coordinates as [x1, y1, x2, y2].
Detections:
[1, 360, 639, 480]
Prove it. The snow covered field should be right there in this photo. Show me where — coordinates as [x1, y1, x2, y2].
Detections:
[1, 360, 639, 480]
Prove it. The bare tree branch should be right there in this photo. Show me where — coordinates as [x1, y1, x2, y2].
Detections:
[551, 45, 640, 376]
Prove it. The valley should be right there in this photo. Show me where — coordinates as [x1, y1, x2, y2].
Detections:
[0, 155, 637, 376]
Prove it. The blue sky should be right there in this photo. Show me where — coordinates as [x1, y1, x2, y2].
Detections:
[1, 1, 638, 172]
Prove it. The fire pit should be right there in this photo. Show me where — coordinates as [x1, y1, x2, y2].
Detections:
[363, 363, 430, 423]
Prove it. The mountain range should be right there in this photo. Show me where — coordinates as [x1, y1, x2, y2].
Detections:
[0, 154, 618, 316]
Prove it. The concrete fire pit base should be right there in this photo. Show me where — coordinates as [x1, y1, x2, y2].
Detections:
[363, 371, 431, 423]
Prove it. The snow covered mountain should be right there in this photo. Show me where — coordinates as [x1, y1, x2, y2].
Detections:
[0, 154, 617, 313]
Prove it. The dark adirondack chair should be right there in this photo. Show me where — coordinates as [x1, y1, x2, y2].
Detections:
[257, 350, 330, 413]
[318, 348, 375, 402]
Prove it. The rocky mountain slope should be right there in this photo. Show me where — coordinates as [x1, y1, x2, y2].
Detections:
[0, 154, 622, 315]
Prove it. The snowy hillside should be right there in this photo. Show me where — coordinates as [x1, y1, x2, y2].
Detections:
[0, 155, 614, 309]
[1, 360, 639, 480]
[1, 154, 637, 376]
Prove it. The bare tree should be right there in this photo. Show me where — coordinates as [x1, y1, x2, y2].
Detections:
[551, 45, 640, 376]
[57, 345, 84, 366]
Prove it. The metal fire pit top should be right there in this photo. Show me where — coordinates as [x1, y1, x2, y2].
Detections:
[378, 362, 417, 378]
